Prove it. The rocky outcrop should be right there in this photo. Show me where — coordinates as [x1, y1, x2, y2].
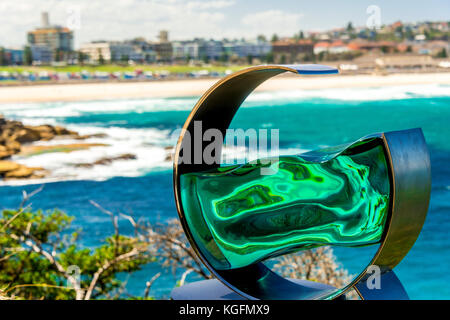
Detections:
[0, 160, 47, 181]
[0, 115, 100, 180]
[0, 115, 81, 160]
[73, 153, 137, 168]
[0, 115, 140, 181]
[164, 146, 174, 162]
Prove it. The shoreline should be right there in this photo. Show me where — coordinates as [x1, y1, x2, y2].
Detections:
[0, 72, 449, 104]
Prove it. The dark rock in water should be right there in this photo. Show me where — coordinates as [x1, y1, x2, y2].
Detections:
[75, 133, 109, 140]
[164, 146, 174, 162]
[12, 127, 42, 143]
[73, 153, 137, 168]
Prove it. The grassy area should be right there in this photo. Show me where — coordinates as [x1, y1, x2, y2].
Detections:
[0, 64, 250, 74]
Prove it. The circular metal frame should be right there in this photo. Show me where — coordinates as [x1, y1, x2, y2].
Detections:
[173, 65, 431, 300]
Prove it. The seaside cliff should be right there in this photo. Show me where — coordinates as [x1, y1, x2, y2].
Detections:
[0, 115, 140, 181]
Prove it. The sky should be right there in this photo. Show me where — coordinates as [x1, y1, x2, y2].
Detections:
[0, 0, 449, 48]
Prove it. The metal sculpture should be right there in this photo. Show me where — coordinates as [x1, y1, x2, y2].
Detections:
[171, 65, 431, 300]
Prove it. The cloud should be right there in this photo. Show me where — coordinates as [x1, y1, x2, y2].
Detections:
[0, 1, 303, 48]
[0, 0, 235, 48]
[242, 9, 304, 37]
[186, 0, 235, 10]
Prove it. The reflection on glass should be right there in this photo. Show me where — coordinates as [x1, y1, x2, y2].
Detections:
[180, 139, 390, 270]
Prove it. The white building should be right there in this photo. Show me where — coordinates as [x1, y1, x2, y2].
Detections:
[223, 39, 272, 58]
[80, 41, 142, 63]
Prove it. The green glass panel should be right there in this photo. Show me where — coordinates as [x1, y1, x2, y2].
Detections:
[180, 141, 390, 270]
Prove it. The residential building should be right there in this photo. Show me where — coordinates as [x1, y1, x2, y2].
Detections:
[348, 40, 397, 53]
[272, 39, 314, 63]
[27, 12, 73, 55]
[80, 41, 142, 63]
[329, 40, 349, 54]
[30, 45, 53, 64]
[3, 48, 24, 65]
[375, 54, 434, 69]
[153, 30, 173, 62]
[172, 39, 221, 61]
[125, 38, 157, 63]
[223, 39, 272, 58]
[313, 42, 330, 55]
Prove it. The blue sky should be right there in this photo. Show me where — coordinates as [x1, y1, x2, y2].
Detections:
[1, 0, 449, 48]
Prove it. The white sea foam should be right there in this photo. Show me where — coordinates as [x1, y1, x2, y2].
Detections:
[0, 97, 199, 119]
[243, 84, 450, 104]
[1, 126, 174, 186]
[0, 123, 308, 187]
[1, 84, 449, 120]
[1, 84, 448, 186]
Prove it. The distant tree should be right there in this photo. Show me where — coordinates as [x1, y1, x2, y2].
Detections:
[346, 22, 354, 33]
[265, 52, 274, 63]
[24, 46, 33, 66]
[202, 55, 210, 64]
[405, 28, 414, 40]
[257, 34, 267, 42]
[317, 51, 326, 61]
[406, 45, 413, 53]
[381, 45, 389, 54]
[121, 54, 129, 63]
[98, 49, 105, 65]
[247, 54, 253, 65]
[271, 34, 279, 43]
[78, 51, 86, 65]
[437, 48, 448, 58]
[0, 48, 5, 66]
[53, 49, 63, 62]
[219, 52, 229, 63]
[294, 30, 305, 41]
[395, 26, 404, 39]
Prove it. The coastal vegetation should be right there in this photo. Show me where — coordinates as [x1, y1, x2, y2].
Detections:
[0, 187, 356, 300]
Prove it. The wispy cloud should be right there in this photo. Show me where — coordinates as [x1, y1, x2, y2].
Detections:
[0, 0, 235, 47]
[242, 10, 304, 37]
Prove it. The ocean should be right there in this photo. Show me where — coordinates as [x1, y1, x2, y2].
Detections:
[0, 83, 449, 299]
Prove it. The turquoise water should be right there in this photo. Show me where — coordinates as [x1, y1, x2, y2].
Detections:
[0, 84, 449, 299]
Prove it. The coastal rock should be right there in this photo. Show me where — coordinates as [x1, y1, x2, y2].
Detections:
[164, 146, 174, 162]
[0, 161, 20, 173]
[0, 161, 46, 180]
[12, 127, 42, 143]
[5, 140, 21, 153]
[54, 126, 78, 136]
[75, 133, 109, 140]
[0, 146, 15, 159]
[73, 153, 137, 168]
[0, 115, 110, 180]
[0, 115, 85, 158]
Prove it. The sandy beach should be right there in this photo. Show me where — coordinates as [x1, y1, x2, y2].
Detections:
[0, 72, 449, 104]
